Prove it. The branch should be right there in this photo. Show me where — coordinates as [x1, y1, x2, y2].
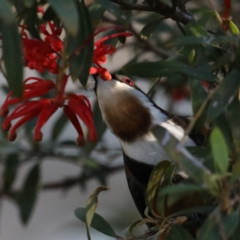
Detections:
[0, 165, 124, 197]
[111, 0, 195, 25]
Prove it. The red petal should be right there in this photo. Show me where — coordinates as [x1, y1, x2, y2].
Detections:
[34, 101, 58, 141]
[63, 106, 85, 146]
[8, 112, 39, 141]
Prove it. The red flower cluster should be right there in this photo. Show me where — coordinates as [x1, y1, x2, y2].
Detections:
[0, 76, 96, 145]
[1, 8, 132, 144]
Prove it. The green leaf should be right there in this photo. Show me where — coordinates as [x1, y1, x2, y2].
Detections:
[210, 128, 228, 174]
[67, 0, 94, 86]
[48, 0, 79, 36]
[198, 211, 239, 240]
[207, 70, 240, 122]
[167, 205, 215, 219]
[186, 22, 210, 37]
[188, 49, 196, 65]
[146, 161, 171, 215]
[122, 61, 218, 82]
[3, 153, 19, 191]
[51, 112, 68, 141]
[189, 78, 207, 131]
[89, 3, 105, 30]
[159, 183, 206, 197]
[229, 21, 240, 36]
[95, 0, 125, 20]
[0, 0, 23, 97]
[18, 164, 40, 224]
[165, 225, 194, 240]
[86, 186, 109, 239]
[140, 19, 162, 40]
[74, 207, 119, 238]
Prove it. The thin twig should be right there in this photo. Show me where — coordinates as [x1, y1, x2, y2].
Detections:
[181, 91, 214, 144]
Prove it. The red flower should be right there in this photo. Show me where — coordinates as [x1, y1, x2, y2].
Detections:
[90, 27, 133, 80]
[21, 11, 63, 73]
[0, 75, 96, 145]
[1, 19, 132, 144]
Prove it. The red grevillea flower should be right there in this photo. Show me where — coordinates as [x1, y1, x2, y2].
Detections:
[221, 0, 231, 31]
[90, 27, 133, 80]
[21, 9, 63, 73]
[0, 75, 96, 145]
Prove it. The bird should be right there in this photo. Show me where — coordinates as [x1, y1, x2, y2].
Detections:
[93, 73, 206, 232]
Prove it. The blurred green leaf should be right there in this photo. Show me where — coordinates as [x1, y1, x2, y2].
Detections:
[207, 70, 240, 122]
[0, 0, 23, 97]
[95, 0, 124, 20]
[48, 0, 79, 36]
[18, 164, 40, 224]
[23, 0, 35, 8]
[159, 183, 206, 197]
[229, 21, 240, 36]
[51, 112, 68, 141]
[89, 3, 105, 30]
[165, 225, 194, 240]
[85, 186, 109, 239]
[75, 207, 119, 238]
[210, 128, 229, 174]
[189, 78, 207, 131]
[122, 61, 218, 82]
[140, 18, 163, 40]
[3, 153, 19, 191]
[146, 161, 171, 215]
[186, 22, 210, 37]
[172, 35, 237, 46]
[67, 0, 93, 86]
[198, 211, 239, 240]
[188, 49, 196, 65]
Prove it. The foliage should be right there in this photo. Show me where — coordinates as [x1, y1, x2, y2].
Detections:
[1, 0, 240, 239]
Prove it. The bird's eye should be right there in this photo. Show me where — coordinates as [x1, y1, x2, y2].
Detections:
[123, 78, 134, 86]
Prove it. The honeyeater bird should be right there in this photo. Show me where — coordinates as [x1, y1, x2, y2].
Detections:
[93, 74, 206, 229]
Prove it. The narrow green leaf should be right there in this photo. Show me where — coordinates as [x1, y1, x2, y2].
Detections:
[140, 19, 162, 40]
[210, 128, 229, 174]
[189, 78, 207, 131]
[86, 186, 109, 231]
[186, 22, 210, 37]
[165, 225, 194, 240]
[207, 70, 240, 122]
[18, 164, 40, 224]
[51, 112, 68, 141]
[122, 61, 218, 82]
[3, 153, 19, 191]
[0, 0, 23, 97]
[48, 0, 79, 36]
[146, 161, 171, 214]
[188, 49, 196, 65]
[67, 0, 94, 86]
[74, 207, 119, 238]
